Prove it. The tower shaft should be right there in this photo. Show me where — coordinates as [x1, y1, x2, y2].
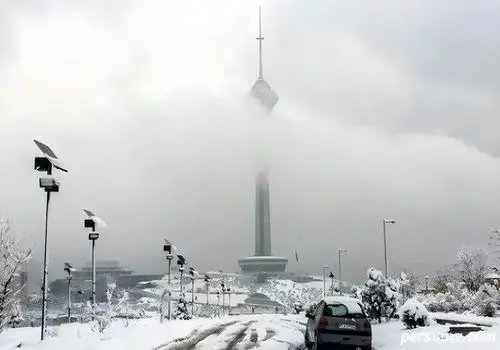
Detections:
[255, 172, 271, 256]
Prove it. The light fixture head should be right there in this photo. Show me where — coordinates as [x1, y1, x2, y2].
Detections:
[33, 139, 68, 173]
[39, 177, 60, 192]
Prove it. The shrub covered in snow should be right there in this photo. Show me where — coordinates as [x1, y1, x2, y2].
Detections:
[361, 268, 399, 322]
[418, 280, 500, 317]
[86, 283, 129, 332]
[470, 284, 499, 317]
[399, 298, 431, 329]
[173, 294, 192, 320]
[419, 282, 472, 313]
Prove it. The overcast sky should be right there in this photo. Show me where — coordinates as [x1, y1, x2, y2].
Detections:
[2, 0, 500, 287]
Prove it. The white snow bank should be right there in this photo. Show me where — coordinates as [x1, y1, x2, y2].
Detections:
[431, 312, 500, 326]
[373, 321, 500, 349]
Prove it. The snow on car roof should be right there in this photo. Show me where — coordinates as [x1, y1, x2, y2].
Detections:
[322, 296, 364, 314]
[323, 296, 361, 304]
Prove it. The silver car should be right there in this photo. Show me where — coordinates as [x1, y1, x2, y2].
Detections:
[305, 296, 372, 350]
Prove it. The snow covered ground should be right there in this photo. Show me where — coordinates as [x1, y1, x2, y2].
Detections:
[373, 320, 500, 349]
[2, 314, 500, 349]
[0, 314, 306, 350]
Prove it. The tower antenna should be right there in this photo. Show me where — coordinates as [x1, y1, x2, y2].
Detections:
[257, 6, 264, 78]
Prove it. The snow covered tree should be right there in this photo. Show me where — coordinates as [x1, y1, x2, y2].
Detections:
[350, 285, 363, 300]
[0, 217, 31, 334]
[399, 298, 431, 329]
[455, 246, 487, 292]
[431, 268, 454, 293]
[172, 294, 192, 320]
[361, 268, 398, 323]
[397, 271, 419, 304]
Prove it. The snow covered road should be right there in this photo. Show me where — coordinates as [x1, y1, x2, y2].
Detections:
[154, 315, 306, 350]
[0, 314, 307, 350]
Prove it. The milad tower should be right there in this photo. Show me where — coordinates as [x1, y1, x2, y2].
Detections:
[239, 7, 288, 273]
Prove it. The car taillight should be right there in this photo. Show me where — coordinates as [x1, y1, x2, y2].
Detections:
[318, 316, 329, 328]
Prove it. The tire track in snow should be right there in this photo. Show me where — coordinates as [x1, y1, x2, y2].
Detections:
[154, 320, 237, 350]
[224, 321, 254, 349]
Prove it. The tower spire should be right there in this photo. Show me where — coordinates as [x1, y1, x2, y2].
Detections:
[257, 6, 264, 78]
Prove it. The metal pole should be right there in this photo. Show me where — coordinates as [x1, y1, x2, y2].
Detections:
[228, 291, 231, 315]
[339, 250, 343, 296]
[67, 277, 71, 323]
[167, 258, 172, 320]
[425, 276, 429, 292]
[383, 220, 388, 277]
[191, 278, 194, 316]
[217, 293, 220, 317]
[180, 269, 184, 295]
[323, 267, 326, 297]
[91, 239, 96, 304]
[206, 283, 209, 305]
[222, 290, 225, 315]
[40, 190, 51, 341]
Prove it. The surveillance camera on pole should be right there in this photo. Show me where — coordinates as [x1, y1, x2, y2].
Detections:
[33, 139, 67, 341]
[64, 263, 74, 323]
[163, 239, 177, 321]
[83, 209, 107, 305]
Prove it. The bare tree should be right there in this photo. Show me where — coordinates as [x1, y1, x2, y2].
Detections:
[0, 217, 31, 333]
[455, 246, 487, 292]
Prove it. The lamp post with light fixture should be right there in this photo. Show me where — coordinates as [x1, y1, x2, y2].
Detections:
[383, 219, 396, 277]
[338, 249, 347, 295]
[83, 209, 107, 305]
[33, 139, 68, 341]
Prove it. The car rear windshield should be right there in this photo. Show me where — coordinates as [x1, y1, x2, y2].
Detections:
[323, 302, 365, 318]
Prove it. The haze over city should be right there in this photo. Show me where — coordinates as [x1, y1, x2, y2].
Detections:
[2, 0, 500, 288]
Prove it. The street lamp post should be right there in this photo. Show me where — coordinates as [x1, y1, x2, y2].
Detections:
[322, 266, 329, 297]
[177, 255, 186, 295]
[163, 240, 176, 321]
[204, 275, 211, 305]
[64, 263, 74, 323]
[189, 267, 196, 316]
[383, 219, 396, 277]
[216, 291, 221, 317]
[227, 288, 231, 315]
[221, 281, 225, 315]
[338, 249, 347, 295]
[425, 275, 429, 293]
[83, 209, 107, 305]
[328, 272, 335, 295]
[33, 139, 67, 341]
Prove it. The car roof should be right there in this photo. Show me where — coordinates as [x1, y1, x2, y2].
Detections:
[322, 296, 362, 304]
